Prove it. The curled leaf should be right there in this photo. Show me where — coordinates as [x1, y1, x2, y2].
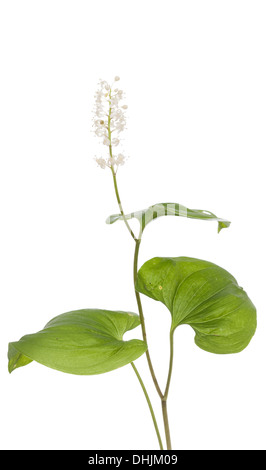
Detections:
[8, 309, 147, 375]
[106, 202, 230, 234]
[136, 257, 256, 354]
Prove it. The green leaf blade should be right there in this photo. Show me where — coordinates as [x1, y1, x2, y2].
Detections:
[136, 257, 256, 354]
[8, 343, 33, 373]
[106, 203, 231, 234]
[193, 297, 257, 354]
[8, 309, 147, 375]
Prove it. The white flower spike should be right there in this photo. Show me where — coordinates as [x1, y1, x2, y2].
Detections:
[93, 76, 128, 173]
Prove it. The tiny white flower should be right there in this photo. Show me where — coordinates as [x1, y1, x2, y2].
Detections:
[103, 136, 111, 146]
[115, 122, 125, 133]
[114, 76, 120, 81]
[112, 138, 120, 146]
[111, 96, 119, 106]
[116, 153, 126, 166]
[99, 79, 108, 88]
[95, 128, 105, 137]
[95, 157, 107, 169]
[107, 157, 116, 168]
[112, 109, 122, 120]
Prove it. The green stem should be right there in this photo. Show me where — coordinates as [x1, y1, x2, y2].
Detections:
[161, 399, 172, 450]
[111, 166, 137, 241]
[131, 362, 164, 450]
[133, 239, 164, 400]
[161, 330, 174, 450]
[164, 330, 174, 400]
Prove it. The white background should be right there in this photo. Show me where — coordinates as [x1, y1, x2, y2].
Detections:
[0, 0, 265, 451]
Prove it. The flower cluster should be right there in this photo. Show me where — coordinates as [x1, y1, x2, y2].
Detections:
[93, 76, 127, 171]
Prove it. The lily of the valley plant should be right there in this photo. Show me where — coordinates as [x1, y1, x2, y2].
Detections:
[8, 77, 257, 450]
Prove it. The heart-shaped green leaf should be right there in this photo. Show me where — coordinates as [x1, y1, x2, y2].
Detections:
[136, 257, 256, 354]
[8, 309, 147, 375]
[106, 202, 230, 234]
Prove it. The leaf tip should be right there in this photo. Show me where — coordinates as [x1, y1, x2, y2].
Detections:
[218, 220, 231, 233]
[105, 214, 120, 225]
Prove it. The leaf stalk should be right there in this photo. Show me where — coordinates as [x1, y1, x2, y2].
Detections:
[131, 362, 164, 450]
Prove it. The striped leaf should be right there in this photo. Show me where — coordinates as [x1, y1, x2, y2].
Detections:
[106, 202, 230, 234]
